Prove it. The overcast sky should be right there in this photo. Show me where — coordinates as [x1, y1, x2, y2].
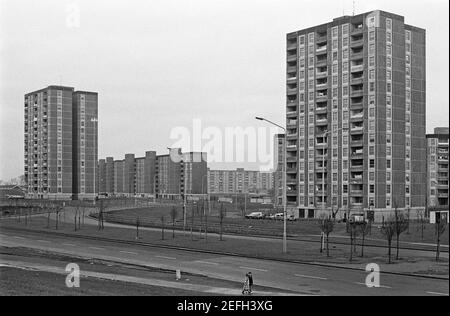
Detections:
[0, 0, 448, 180]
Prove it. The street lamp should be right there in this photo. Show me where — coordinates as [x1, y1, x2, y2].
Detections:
[91, 117, 98, 202]
[255, 116, 287, 254]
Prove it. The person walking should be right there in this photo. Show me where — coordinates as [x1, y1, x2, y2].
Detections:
[242, 273, 250, 295]
[248, 272, 253, 294]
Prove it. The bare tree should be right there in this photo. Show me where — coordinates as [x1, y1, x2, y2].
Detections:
[318, 214, 334, 257]
[191, 206, 195, 241]
[170, 206, 177, 239]
[359, 221, 371, 258]
[435, 215, 447, 261]
[136, 217, 140, 239]
[219, 202, 226, 241]
[348, 222, 359, 262]
[393, 208, 409, 260]
[381, 216, 396, 264]
[416, 209, 427, 241]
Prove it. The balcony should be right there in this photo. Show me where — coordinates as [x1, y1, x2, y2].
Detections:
[316, 70, 328, 79]
[316, 83, 328, 91]
[350, 190, 364, 196]
[286, 110, 298, 118]
[287, 88, 297, 95]
[350, 39, 364, 48]
[351, 127, 364, 135]
[316, 118, 328, 126]
[316, 58, 327, 67]
[351, 114, 364, 122]
[287, 119, 297, 127]
[351, 88, 364, 98]
[316, 35, 328, 44]
[316, 106, 327, 114]
[350, 77, 364, 85]
[316, 46, 327, 55]
[287, 42, 297, 51]
[287, 54, 297, 62]
[287, 66, 297, 73]
[351, 65, 364, 73]
[316, 92, 328, 101]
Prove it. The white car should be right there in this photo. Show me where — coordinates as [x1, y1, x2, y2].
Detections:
[245, 212, 265, 219]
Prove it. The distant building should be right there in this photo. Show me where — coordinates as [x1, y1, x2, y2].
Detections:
[427, 127, 449, 210]
[24, 85, 98, 200]
[208, 168, 274, 195]
[98, 149, 207, 199]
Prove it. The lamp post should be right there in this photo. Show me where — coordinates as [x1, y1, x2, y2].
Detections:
[90, 117, 98, 202]
[255, 116, 287, 253]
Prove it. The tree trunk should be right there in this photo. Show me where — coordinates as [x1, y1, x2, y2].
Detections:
[350, 236, 353, 262]
[396, 234, 400, 260]
[388, 240, 392, 264]
[361, 232, 365, 257]
[326, 234, 330, 257]
[436, 233, 440, 262]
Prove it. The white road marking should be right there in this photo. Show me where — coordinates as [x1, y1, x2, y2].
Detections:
[239, 266, 268, 272]
[426, 291, 449, 296]
[411, 242, 449, 248]
[355, 282, 392, 289]
[120, 251, 138, 255]
[36, 240, 50, 243]
[13, 236, 26, 240]
[62, 243, 76, 247]
[195, 261, 219, 266]
[88, 247, 104, 251]
[295, 274, 328, 280]
[156, 255, 176, 260]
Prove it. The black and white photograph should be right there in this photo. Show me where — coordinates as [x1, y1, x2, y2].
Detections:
[0, 0, 448, 302]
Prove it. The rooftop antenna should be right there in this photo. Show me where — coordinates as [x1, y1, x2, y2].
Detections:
[353, 0, 356, 16]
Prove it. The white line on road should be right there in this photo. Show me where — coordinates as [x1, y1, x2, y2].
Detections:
[120, 251, 138, 255]
[88, 247, 105, 251]
[195, 261, 219, 266]
[13, 236, 26, 240]
[156, 255, 176, 260]
[426, 291, 449, 296]
[239, 266, 268, 272]
[295, 274, 328, 280]
[62, 243, 76, 247]
[36, 240, 50, 243]
[355, 282, 392, 289]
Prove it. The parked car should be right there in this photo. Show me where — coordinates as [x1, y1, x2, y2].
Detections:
[245, 212, 265, 219]
[273, 213, 284, 220]
[349, 214, 367, 224]
[287, 214, 297, 221]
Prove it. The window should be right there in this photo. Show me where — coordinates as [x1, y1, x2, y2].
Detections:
[370, 185, 375, 194]
[386, 56, 392, 68]
[369, 56, 375, 67]
[386, 32, 392, 43]
[387, 159, 391, 169]
[369, 43, 375, 55]
[386, 19, 392, 30]
[369, 31, 375, 41]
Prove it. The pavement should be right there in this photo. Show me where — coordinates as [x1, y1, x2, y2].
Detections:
[0, 228, 448, 296]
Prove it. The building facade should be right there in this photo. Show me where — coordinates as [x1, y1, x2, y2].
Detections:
[24, 85, 98, 200]
[98, 150, 207, 198]
[208, 168, 274, 195]
[273, 134, 285, 206]
[427, 127, 449, 210]
[285, 11, 426, 220]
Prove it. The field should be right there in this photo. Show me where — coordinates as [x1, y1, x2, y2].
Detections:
[98, 204, 449, 245]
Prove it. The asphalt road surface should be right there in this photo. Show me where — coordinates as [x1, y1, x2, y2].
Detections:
[0, 228, 448, 296]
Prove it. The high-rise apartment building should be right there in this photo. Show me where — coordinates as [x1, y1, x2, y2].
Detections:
[427, 128, 449, 209]
[24, 85, 98, 200]
[285, 11, 426, 220]
[98, 150, 207, 198]
[273, 134, 285, 206]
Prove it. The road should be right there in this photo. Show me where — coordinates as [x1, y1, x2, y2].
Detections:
[0, 228, 448, 296]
